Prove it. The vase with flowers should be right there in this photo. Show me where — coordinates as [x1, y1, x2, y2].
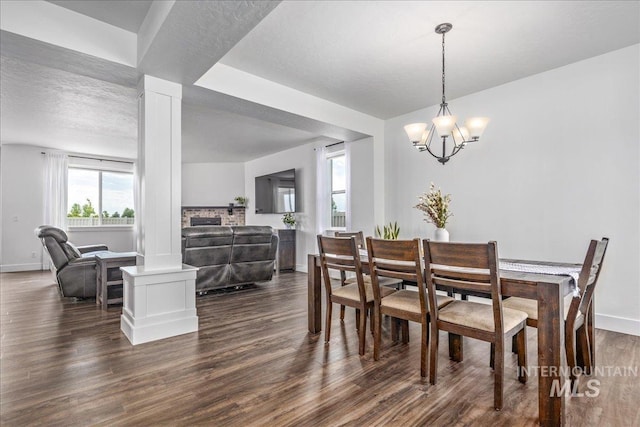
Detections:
[414, 182, 452, 242]
[282, 212, 296, 229]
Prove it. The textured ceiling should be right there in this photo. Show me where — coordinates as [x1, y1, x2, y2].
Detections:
[2, 1, 639, 161]
[182, 103, 337, 163]
[47, 0, 152, 33]
[0, 56, 138, 158]
[220, 1, 640, 119]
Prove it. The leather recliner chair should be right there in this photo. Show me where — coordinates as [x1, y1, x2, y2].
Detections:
[35, 225, 111, 298]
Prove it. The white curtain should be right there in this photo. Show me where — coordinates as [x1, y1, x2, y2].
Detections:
[43, 152, 68, 229]
[133, 161, 142, 254]
[344, 141, 352, 231]
[315, 146, 330, 235]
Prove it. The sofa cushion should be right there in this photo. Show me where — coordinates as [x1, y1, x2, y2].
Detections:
[182, 226, 234, 247]
[231, 226, 274, 244]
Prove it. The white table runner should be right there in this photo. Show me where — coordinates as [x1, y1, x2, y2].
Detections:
[499, 261, 581, 297]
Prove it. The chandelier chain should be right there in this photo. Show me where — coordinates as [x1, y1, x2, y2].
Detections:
[441, 31, 446, 105]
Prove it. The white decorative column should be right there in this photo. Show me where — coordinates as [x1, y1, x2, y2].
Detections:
[120, 75, 198, 345]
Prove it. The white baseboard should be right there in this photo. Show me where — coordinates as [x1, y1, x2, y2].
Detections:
[0, 263, 43, 273]
[596, 313, 640, 336]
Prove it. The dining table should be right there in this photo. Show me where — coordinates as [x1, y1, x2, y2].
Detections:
[307, 253, 586, 427]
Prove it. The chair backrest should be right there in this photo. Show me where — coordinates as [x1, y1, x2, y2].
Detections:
[334, 231, 365, 249]
[423, 240, 503, 335]
[317, 235, 366, 304]
[366, 237, 426, 310]
[567, 237, 609, 323]
[34, 225, 80, 270]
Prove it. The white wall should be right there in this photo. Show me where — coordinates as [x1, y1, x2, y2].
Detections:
[384, 44, 640, 335]
[243, 138, 378, 272]
[196, 63, 387, 227]
[349, 137, 376, 237]
[66, 228, 135, 252]
[1, 144, 45, 271]
[0, 144, 135, 272]
[182, 162, 245, 206]
[244, 142, 317, 272]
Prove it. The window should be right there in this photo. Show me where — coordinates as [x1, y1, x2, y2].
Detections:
[67, 167, 134, 227]
[329, 152, 346, 229]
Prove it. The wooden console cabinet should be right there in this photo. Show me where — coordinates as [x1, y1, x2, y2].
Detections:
[96, 252, 137, 310]
[277, 229, 296, 272]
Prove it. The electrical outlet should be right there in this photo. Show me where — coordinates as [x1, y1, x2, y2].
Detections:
[13, 216, 18, 222]
[31, 252, 36, 258]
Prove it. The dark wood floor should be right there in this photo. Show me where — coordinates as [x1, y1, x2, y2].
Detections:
[1, 271, 638, 426]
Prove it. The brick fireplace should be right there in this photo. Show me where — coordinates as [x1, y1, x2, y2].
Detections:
[182, 206, 246, 228]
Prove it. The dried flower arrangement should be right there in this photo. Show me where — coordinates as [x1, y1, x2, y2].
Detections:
[414, 183, 452, 228]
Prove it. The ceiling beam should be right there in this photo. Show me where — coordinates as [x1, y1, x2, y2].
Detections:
[137, 0, 280, 85]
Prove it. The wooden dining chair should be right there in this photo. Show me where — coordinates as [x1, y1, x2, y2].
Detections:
[366, 237, 454, 377]
[423, 240, 528, 410]
[502, 237, 609, 386]
[334, 231, 403, 322]
[334, 231, 365, 248]
[317, 235, 396, 355]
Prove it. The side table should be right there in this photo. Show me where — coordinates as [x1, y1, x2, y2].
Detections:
[96, 252, 137, 310]
[277, 229, 296, 272]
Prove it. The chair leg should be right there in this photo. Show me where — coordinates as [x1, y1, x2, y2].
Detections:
[429, 323, 439, 385]
[494, 337, 504, 411]
[512, 334, 518, 354]
[402, 320, 410, 344]
[325, 301, 333, 343]
[420, 321, 429, 377]
[577, 324, 591, 375]
[490, 342, 495, 369]
[391, 317, 399, 342]
[587, 301, 596, 372]
[516, 328, 528, 384]
[340, 304, 345, 321]
[358, 306, 367, 356]
[369, 307, 375, 335]
[355, 308, 360, 330]
[373, 306, 382, 361]
[449, 333, 463, 362]
[565, 325, 578, 388]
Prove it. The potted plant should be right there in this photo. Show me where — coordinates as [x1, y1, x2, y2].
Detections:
[375, 221, 400, 240]
[282, 212, 296, 229]
[414, 182, 452, 242]
[234, 196, 248, 207]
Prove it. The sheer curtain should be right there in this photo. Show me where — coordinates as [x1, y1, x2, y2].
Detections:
[344, 141, 352, 231]
[43, 152, 68, 229]
[315, 146, 330, 235]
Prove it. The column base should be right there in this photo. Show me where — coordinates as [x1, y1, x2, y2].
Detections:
[120, 264, 199, 345]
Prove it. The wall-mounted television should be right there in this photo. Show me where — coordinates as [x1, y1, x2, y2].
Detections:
[254, 168, 297, 214]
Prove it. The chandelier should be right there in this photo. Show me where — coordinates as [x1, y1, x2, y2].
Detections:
[404, 23, 489, 165]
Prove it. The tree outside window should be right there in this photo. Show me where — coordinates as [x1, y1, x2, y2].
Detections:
[67, 168, 134, 226]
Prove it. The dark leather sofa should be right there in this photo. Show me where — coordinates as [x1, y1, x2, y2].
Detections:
[35, 225, 112, 298]
[182, 226, 278, 292]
